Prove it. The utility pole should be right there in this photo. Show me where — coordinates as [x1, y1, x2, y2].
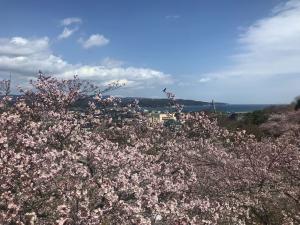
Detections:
[211, 99, 216, 113]
[8, 72, 11, 95]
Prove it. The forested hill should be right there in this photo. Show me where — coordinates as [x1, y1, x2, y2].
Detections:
[8, 95, 225, 108]
[121, 97, 221, 107]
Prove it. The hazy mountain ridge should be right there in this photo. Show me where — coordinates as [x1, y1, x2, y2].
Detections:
[5, 95, 226, 108]
[121, 97, 226, 107]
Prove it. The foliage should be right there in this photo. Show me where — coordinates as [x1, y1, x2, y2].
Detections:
[0, 76, 299, 225]
[243, 110, 269, 125]
[216, 111, 267, 139]
[295, 96, 300, 111]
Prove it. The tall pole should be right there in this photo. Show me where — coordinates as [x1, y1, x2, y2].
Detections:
[212, 99, 216, 113]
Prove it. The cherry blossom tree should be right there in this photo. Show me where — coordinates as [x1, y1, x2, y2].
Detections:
[0, 75, 299, 224]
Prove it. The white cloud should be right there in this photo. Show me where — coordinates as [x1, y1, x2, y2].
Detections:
[58, 27, 78, 39]
[100, 57, 124, 68]
[102, 79, 134, 87]
[60, 17, 82, 26]
[165, 15, 180, 20]
[61, 65, 171, 85]
[198, 77, 211, 83]
[205, 0, 300, 78]
[0, 36, 172, 90]
[80, 34, 110, 49]
[198, 0, 300, 103]
[0, 37, 49, 56]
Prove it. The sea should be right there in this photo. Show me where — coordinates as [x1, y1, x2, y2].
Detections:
[182, 104, 273, 113]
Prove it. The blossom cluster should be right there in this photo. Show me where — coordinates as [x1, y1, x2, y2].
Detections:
[0, 76, 299, 224]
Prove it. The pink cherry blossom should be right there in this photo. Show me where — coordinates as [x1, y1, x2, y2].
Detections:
[0, 75, 299, 224]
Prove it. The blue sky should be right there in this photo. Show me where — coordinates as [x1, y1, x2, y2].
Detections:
[0, 0, 299, 103]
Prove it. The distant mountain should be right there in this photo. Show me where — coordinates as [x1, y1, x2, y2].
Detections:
[5, 95, 226, 109]
[121, 97, 225, 107]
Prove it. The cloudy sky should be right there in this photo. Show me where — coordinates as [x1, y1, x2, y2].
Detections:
[0, 0, 299, 103]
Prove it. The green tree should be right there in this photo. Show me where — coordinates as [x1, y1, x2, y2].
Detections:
[295, 97, 300, 111]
